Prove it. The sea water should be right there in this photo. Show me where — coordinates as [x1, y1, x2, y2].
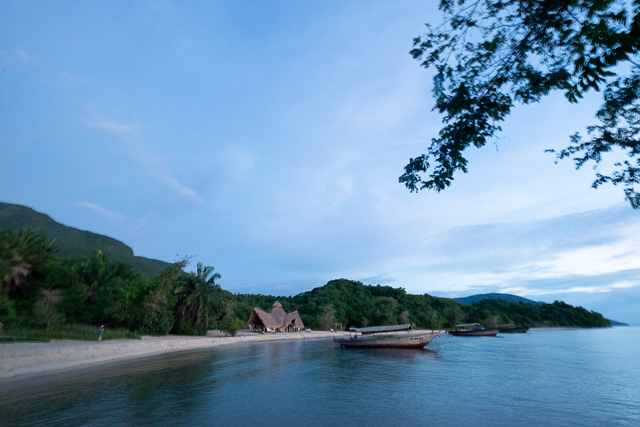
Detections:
[1, 327, 638, 426]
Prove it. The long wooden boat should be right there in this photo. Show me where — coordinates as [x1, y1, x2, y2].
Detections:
[334, 324, 442, 349]
[448, 323, 498, 337]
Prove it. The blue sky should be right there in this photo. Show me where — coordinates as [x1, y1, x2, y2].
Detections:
[2, 1, 639, 324]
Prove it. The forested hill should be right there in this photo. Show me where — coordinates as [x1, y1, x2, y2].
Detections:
[452, 293, 542, 305]
[234, 279, 611, 330]
[0, 211, 612, 339]
[0, 202, 170, 277]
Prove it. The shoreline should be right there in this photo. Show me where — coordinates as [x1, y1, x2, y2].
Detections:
[0, 330, 349, 382]
[2, 326, 620, 385]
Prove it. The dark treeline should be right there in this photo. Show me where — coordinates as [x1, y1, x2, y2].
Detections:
[1, 230, 609, 340]
[0, 229, 242, 339]
[236, 279, 610, 330]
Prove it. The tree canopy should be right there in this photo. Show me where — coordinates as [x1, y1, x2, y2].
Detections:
[1, 231, 611, 340]
[401, 0, 640, 208]
[0, 229, 231, 339]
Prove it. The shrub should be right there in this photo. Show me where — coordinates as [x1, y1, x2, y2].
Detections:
[218, 317, 245, 337]
[32, 289, 63, 331]
[176, 320, 194, 335]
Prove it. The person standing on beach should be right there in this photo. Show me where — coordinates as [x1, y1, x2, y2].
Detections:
[98, 325, 104, 343]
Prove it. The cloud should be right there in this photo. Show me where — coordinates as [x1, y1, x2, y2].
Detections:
[76, 202, 125, 220]
[499, 280, 640, 297]
[357, 274, 396, 285]
[130, 140, 205, 204]
[159, 175, 205, 204]
[83, 115, 204, 204]
[363, 204, 640, 303]
[85, 119, 138, 136]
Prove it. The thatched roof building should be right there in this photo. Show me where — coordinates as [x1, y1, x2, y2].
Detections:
[246, 301, 305, 332]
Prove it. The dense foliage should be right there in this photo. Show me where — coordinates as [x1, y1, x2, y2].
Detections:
[233, 279, 610, 330]
[0, 229, 230, 340]
[0, 230, 610, 341]
[402, 0, 640, 208]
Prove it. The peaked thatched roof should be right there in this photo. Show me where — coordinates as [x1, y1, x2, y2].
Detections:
[247, 301, 305, 330]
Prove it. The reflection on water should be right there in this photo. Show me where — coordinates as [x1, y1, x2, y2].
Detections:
[1, 328, 639, 426]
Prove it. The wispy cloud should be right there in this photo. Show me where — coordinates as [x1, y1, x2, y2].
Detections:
[130, 138, 205, 204]
[159, 175, 205, 204]
[85, 119, 138, 136]
[76, 202, 125, 220]
[358, 274, 396, 285]
[499, 281, 640, 297]
[84, 115, 204, 203]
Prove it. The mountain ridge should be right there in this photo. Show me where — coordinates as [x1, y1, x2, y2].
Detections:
[452, 292, 543, 305]
[0, 202, 171, 277]
[450, 291, 628, 325]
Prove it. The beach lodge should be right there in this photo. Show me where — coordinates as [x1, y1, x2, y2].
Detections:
[246, 301, 305, 333]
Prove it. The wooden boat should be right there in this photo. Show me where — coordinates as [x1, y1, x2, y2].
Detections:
[448, 323, 498, 337]
[334, 324, 442, 349]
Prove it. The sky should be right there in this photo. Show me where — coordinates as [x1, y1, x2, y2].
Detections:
[1, 1, 639, 325]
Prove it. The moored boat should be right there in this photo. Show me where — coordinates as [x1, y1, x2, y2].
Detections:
[334, 324, 442, 349]
[448, 323, 498, 337]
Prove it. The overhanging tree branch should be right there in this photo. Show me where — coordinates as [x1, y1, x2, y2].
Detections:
[403, 0, 640, 208]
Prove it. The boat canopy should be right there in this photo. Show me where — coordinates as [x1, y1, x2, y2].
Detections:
[348, 324, 413, 335]
[455, 323, 481, 328]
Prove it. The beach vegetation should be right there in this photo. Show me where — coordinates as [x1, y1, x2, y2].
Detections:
[173, 262, 224, 335]
[317, 304, 337, 330]
[218, 317, 245, 337]
[0, 229, 228, 340]
[0, 293, 16, 318]
[176, 320, 194, 335]
[0, 322, 140, 343]
[32, 288, 64, 330]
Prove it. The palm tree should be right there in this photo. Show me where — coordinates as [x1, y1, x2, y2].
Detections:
[139, 260, 186, 335]
[174, 263, 222, 335]
[0, 229, 56, 294]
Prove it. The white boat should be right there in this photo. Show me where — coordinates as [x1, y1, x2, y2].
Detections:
[334, 324, 442, 349]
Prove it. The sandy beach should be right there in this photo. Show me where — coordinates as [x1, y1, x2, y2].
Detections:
[0, 330, 349, 380]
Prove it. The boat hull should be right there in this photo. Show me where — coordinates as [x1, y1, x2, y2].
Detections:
[448, 329, 498, 337]
[335, 331, 440, 349]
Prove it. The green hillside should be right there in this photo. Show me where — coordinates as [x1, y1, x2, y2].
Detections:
[234, 279, 611, 330]
[0, 202, 170, 277]
[609, 319, 630, 326]
[453, 293, 543, 305]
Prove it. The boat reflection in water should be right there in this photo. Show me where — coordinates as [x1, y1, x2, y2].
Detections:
[334, 324, 443, 349]
[448, 323, 499, 337]
[498, 324, 530, 333]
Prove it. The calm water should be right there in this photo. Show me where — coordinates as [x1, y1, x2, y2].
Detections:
[1, 327, 639, 426]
